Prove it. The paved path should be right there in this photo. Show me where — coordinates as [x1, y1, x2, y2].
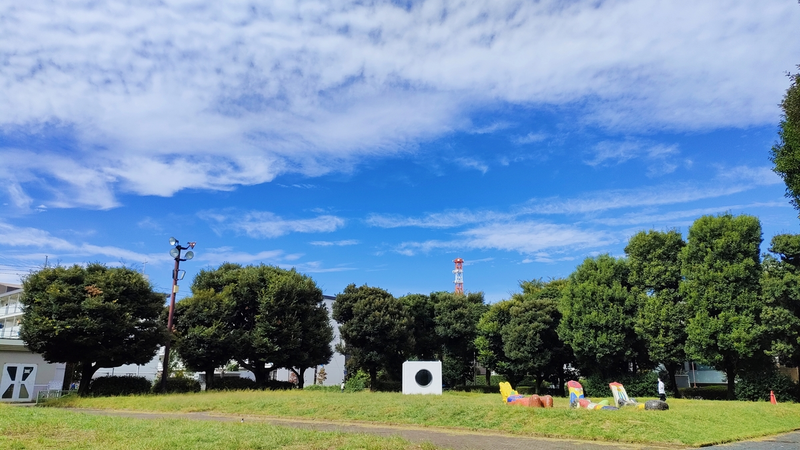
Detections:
[69, 408, 800, 450]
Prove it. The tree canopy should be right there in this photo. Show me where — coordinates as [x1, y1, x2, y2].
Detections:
[557, 254, 645, 378]
[187, 264, 333, 387]
[432, 291, 487, 386]
[681, 213, 765, 399]
[332, 284, 412, 388]
[625, 229, 687, 397]
[771, 68, 800, 215]
[761, 234, 800, 368]
[20, 264, 166, 396]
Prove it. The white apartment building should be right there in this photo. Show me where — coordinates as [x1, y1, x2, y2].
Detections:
[0, 283, 65, 402]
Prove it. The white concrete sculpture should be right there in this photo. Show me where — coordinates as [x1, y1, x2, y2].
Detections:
[402, 360, 442, 395]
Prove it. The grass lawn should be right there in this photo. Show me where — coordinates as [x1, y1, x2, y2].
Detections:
[0, 403, 434, 450]
[43, 390, 800, 447]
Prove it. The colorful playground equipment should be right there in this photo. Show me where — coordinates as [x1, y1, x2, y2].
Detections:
[567, 380, 616, 410]
[609, 382, 643, 409]
[499, 382, 553, 408]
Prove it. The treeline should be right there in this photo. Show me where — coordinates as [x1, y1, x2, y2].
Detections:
[19, 213, 800, 400]
[332, 213, 800, 401]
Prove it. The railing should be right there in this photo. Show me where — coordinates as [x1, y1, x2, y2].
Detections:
[36, 389, 73, 404]
[0, 327, 21, 339]
[0, 303, 22, 317]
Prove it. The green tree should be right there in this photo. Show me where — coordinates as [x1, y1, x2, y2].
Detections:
[20, 264, 166, 396]
[400, 293, 440, 360]
[258, 268, 333, 388]
[189, 264, 333, 387]
[172, 289, 236, 390]
[625, 229, 687, 397]
[557, 255, 645, 378]
[503, 279, 570, 394]
[681, 213, 765, 399]
[770, 68, 800, 215]
[760, 234, 800, 368]
[475, 299, 519, 385]
[332, 284, 412, 388]
[433, 291, 487, 386]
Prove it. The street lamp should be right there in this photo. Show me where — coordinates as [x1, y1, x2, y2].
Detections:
[160, 237, 196, 393]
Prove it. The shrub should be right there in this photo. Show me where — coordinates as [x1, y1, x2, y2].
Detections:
[736, 367, 799, 402]
[344, 370, 369, 392]
[90, 376, 151, 396]
[582, 372, 659, 398]
[303, 384, 341, 392]
[678, 385, 728, 400]
[210, 377, 258, 391]
[452, 385, 499, 393]
[153, 377, 201, 394]
[264, 379, 295, 390]
[372, 380, 401, 392]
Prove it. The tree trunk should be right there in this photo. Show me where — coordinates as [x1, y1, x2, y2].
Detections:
[726, 366, 737, 400]
[484, 368, 491, 386]
[292, 367, 307, 389]
[666, 364, 680, 398]
[78, 361, 99, 396]
[61, 362, 75, 391]
[204, 366, 215, 391]
[535, 374, 543, 395]
[369, 367, 377, 391]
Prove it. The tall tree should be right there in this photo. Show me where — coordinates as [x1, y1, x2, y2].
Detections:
[681, 213, 765, 399]
[760, 234, 800, 368]
[503, 279, 570, 394]
[770, 68, 800, 215]
[400, 293, 440, 360]
[557, 255, 645, 378]
[189, 264, 333, 387]
[332, 284, 412, 388]
[172, 289, 237, 390]
[20, 264, 166, 396]
[257, 268, 333, 389]
[433, 291, 487, 386]
[475, 299, 519, 385]
[625, 229, 687, 397]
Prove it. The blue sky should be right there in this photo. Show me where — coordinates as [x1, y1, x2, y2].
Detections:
[1, 0, 799, 303]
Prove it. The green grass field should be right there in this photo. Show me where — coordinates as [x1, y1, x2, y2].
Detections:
[40, 390, 800, 446]
[0, 404, 434, 450]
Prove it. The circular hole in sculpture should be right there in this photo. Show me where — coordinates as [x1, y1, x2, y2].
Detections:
[415, 369, 433, 387]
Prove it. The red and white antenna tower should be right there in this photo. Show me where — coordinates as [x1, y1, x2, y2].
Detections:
[453, 258, 464, 294]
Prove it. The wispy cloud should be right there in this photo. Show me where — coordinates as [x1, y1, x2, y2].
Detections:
[513, 132, 548, 145]
[0, 1, 797, 208]
[395, 221, 613, 256]
[585, 140, 680, 177]
[592, 202, 790, 227]
[309, 240, 359, 246]
[366, 210, 512, 229]
[201, 210, 345, 238]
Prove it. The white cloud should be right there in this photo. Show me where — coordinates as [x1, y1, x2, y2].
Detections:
[366, 210, 512, 229]
[513, 132, 548, 145]
[395, 220, 613, 255]
[309, 240, 359, 246]
[0, 222, 160, 264]
[0, 0, 797, 208]
[593, 201, 790, 227]
[201, 210, 346, 238]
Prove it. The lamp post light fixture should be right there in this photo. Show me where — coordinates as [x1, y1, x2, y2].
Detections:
[160, 237, 196, 393]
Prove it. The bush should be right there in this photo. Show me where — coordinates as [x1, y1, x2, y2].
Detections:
[678, 385, 728, 400]
[344, 370, 369, 392]
[153, 377, 201, 394]
[90, 376, 151, 396]
[303, 384, 341, 392]
[582, 372, 659, 398]
[264, 379, 295, 390]
[372, 380, 401, 392]
[210, 377, 258, 391]
[736, 367, 799, 402]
